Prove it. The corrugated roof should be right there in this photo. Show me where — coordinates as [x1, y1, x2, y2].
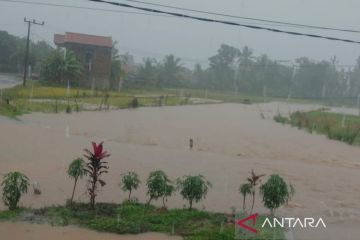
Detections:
[54, 32, 112, 48]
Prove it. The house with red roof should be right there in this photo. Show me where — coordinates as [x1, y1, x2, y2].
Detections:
[54, 32, 112, 89]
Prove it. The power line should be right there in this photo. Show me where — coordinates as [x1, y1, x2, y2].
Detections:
[89, 0, 360, 45]
[0, 0, 332, 29]
[3, 0, 360, 34]
[120, 0, 360, 34]
[0, 0, 174, 18]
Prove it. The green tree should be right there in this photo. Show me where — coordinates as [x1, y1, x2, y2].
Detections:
[177, 175, 212, 210]
[160, 55, 183, 87]
[146, 170, 174, 207]
[162, 183, 175, 208]
[1, 172, 29, 210]
[208, 44, 240, 90]
[239, 183, 251, 212]
[0, 31, 52, 73]
[67, 158, 87, 204]
[40, 49, 83, 86]
[135, 58, 159, 87]
[237, 46, 255, 92]
[260, 174, 294, 215]
[110, 42, 127, 91]
[121, 171, 141, 200]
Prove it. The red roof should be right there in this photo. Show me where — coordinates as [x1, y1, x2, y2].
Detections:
[54, 34, 65, 45]
[54, 32, 112, 48]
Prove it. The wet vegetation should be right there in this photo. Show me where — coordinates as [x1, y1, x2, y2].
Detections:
[0, 201, 284, 240]
[260, 174, 294, 216]
[274, 110, 360, 145]
[0, 81, 198, 118]
[1, 172, 29, 210]
[0, 142, 290, 239]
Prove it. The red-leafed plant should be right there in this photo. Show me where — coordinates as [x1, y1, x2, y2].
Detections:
[84, 142, 110, 209]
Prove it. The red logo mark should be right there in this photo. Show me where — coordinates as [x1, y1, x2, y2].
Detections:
[237, 213, 258, 233]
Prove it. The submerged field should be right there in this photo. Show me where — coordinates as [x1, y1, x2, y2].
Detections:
[1, 102, 360, 239]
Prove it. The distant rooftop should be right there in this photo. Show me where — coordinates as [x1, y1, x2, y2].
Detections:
[54, 32, 112, 48]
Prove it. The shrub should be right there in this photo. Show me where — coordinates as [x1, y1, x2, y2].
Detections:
[260, 174, 294, 215]
[146, 170, 174, 208]
[67, 158, 87, 204]
[328, 127, 360, 145]
[84, 142, 110, 209]
[273, 114, 288, 124]
[177, 175, 212, 210]
[66, 105, 72, 114]
[1, 172, 29, 210]
[121, 171, 141, 200]
[146, 170, 175, 207]
[239, 183, 251, 212]
[128, 97, 139, 108]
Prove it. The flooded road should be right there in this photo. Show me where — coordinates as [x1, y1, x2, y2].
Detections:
[0, 102, 360, 239]
[0, 73, 20, 89]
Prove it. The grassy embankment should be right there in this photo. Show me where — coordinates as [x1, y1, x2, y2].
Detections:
[0, 202, 284, 240]
[274, 110, 360, 145]
[0, 82, 276, 119]
[0, 82, 194, 119]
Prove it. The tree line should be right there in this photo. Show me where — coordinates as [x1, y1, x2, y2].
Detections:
[0, 30, 52, 73]
[126, 44, 360, 99]
[2, 30, 360, 98]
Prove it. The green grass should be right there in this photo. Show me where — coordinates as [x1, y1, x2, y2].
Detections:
[0, 208, 23, 220]
[273, 114, 289, 124]
[0, 82, 197, 118]
[0, 202, 284, 239]
[275, 110, 360, 145]
[0, 102, 24, 119]
[163, 88, 267, 104]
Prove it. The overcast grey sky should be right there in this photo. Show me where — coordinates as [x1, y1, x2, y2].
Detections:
[1, 0, 360, 67]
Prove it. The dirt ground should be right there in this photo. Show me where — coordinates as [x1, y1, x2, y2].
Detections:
[0, 102, 360, 239]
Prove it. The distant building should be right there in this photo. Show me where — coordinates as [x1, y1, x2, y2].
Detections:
[54, 32, 112, 89]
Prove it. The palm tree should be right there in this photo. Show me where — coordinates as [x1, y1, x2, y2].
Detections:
[239, 183, 251, 212]
[67, 158, 87, 204]
[247, 170, 265, 214]
[62, 50, 83, 86]
[161, 55, 183, 86]
[40, 49, 83, 86]
[237, 46, 254, 92]
[110, 42, 127, 91]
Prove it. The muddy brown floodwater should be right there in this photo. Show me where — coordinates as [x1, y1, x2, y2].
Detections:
[0, 222, 180, 240]
[1, 102, 360, 240]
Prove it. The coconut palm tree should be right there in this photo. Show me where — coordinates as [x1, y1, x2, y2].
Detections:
[161, 54, 183, 87]
[247, 170, 265, 214]
[67, 158, 87, 204]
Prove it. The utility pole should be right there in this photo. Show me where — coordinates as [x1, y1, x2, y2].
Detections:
[23, 17, 44, 87]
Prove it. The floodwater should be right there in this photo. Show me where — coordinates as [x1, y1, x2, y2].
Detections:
[0, 222, 180, 240]
[0, 73, 20, 89]
[1, 102, 360, 239]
